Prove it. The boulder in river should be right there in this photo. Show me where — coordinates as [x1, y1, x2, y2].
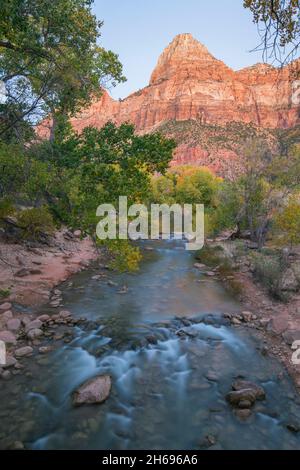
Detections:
[226, 380, 266, 418]
[232, 379, 266, 401]
[72, 375, 111, 406]
[226, 389, 256, 407]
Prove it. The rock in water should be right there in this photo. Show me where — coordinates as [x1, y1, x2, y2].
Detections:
[232, 380, 266, 400]
[72, 375, 111, 406]
[226, 389, 256, 407]
[226, 379, 266, 420]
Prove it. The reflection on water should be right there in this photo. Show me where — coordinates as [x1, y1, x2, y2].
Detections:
[0, 240, 300, 450]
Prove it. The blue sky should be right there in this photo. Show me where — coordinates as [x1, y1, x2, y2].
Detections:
[94, 0, 265, 99]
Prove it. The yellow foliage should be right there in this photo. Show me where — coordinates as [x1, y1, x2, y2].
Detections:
[275, 195, 300, 247]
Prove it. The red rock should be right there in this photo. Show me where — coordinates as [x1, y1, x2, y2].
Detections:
[59, 310, 72, 319]
[6, 319, 21, 331]
[27, 328, 43, 340]
[2, 311, 13, 321]
[0, 330, 17, 344]
[0, 303, 12, 312]
[267, 317, 288, 335]
[37, 34, 300, 176]
[37, 314, 50, 322]
[25, 319, 42, 332]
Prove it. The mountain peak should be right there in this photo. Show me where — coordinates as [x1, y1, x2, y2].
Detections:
[150, 33, 217, 84]
[170, 33, 208, 49]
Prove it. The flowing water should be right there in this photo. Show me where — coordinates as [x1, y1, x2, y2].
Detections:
[1, 239, 300, 450]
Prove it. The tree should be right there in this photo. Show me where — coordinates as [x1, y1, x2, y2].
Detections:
[0, 0, 125, 141]
[173, 166, 221, 206]
[275, 194, 300, 247]
[233, 139, 300, 248]
[244, 0, 300, 64]
[151, 173, 176, 205]
[69, 122, 176, 225]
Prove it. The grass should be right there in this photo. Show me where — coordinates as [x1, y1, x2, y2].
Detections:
[251, 251, 288, 301]
[195, 244, 225, 267]
[0, 288, 10, 299]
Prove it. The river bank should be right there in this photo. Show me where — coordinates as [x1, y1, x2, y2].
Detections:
[0, 229, 102, 383]
[0, 229, 99, 307]
[200, 239, 300, 392]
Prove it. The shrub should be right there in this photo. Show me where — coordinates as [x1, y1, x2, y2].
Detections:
[17, 207, 55, 240]
[274, 195, 300, 248]
[99, 240, 142, 272]
[195, 244, 225, 266]
[0, 288, 10, 299]
[224, 278, 243, 297]
[251, 252, 287, 300]
[0, 198, 14, 222]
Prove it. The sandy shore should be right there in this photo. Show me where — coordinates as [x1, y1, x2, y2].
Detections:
[0, 230, 99, 308]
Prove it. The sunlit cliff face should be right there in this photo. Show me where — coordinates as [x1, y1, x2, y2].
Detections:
[38, 33, 300, 177]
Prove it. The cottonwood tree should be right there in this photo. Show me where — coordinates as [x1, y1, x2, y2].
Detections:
[275, 194, 300, 247]
[0, 0, 125, 142]
[236, 139, 300, 248]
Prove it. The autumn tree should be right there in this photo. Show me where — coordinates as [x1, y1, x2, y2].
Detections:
[234, 139, 300, 248]
[275, 195, 300, 247]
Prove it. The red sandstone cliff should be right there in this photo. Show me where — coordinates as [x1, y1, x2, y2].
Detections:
[38, 33, 300, 176]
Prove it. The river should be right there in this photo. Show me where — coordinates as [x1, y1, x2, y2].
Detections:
[1, 239, 300, 449]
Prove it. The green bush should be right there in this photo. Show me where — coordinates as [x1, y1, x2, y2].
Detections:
[98, 239, 142, 272]
[0, 289, 10, 299]
[17, 207, 55, 240]
[0, 198, 14, 222]
[251, 253, 287, 300]
[195, 244, 225, 266]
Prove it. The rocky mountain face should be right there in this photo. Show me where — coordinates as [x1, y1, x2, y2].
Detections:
[40, 33, 300, 177]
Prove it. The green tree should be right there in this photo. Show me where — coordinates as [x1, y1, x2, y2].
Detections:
[151, 174, 176, 205]
[68, 122, 176, 230]
[0, 0, 125, 141]
[173, 166, 221, 206]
